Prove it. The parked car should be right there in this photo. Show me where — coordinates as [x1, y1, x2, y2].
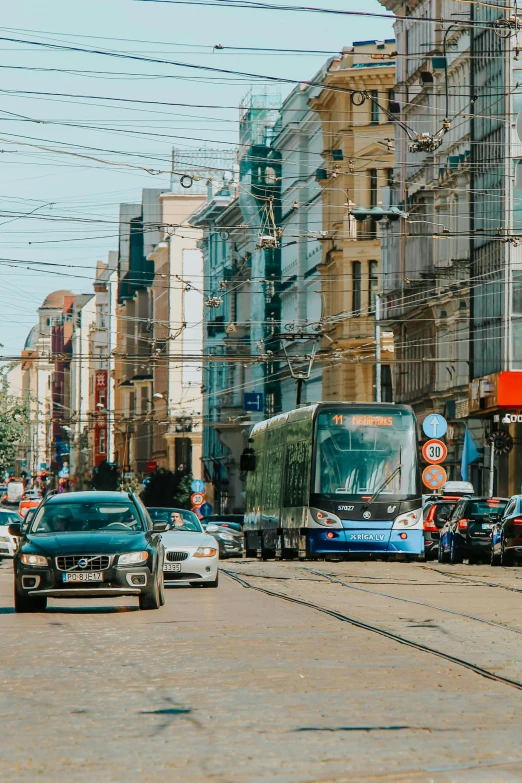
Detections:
[148, 507, 219, 587]
[0, 509, 23, 560]
[491, 495, 522, 566]
[10, 491, 166, 612]
[19, 497, 42, 520]
[423, 500, 457, 559]
[439, 497, 508, 564]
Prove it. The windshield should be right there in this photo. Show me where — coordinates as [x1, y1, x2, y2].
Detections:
[314, 409, 419, 499]
[30, 502, 144, 534]
[148, 507, 202, 532]
[466, 500, 508, 520]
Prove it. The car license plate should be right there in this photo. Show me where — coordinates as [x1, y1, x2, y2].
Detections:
[482, 523, 494, 530]
[163, 563, 181, 572]
[63, 572, 103, 583]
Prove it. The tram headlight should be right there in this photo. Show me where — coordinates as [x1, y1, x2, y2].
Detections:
[392, 508, 422, 529]
[310, 508, 342, 527]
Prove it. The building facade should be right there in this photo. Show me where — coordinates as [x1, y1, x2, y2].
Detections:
[310, 42, 396, 403]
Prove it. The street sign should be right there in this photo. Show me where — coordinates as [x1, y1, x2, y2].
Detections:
[191, 479, 205, 493]
[191, 492, 205, 507]
[422, 439, 448, 465]
[422, 414, 447, 440]
[244, 392, 264, 412]
[192, 506, 203, 518]
[200, 502, 213, 516]
[146, 461, 157, 473]
[422, 465, 447, 490]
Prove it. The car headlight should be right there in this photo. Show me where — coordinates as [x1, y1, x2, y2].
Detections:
[218, 532, 236, 542]
[118, 551, 148, 566]
[193, 547, 217, 558]
[21, 554, 47, 566]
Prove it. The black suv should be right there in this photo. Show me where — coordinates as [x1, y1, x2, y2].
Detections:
[439, 497, 508, 564]
[10, 491, 166, 612]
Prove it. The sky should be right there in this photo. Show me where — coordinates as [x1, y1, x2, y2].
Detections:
[0, 0, 393, 356]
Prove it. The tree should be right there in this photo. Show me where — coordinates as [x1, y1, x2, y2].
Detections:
[0, 375, 31, 475]
[141, 468, 193, 509]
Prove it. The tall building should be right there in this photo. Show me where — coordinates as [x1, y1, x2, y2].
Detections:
[191, 91, 282, 514]
[310, 42, 396, 402]
[89, 252, 118, 470]
[271, 73, 326, 409]
[68, 294, 96, 487]
[114, 188, 166, 475]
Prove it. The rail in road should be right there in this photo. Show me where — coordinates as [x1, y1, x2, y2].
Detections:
[222, 566, 522, 692]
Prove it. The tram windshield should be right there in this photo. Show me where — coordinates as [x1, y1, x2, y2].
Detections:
[313, 409, 418, 499]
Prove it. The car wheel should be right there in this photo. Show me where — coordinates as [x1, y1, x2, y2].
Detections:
[450, 538, 463, 565]
[201, 572, 219, 588]
[501, 541, 515, 567]
[14, 588, 47, 613]
[139, 577, 161, 610]
[490, 545, 501, 566]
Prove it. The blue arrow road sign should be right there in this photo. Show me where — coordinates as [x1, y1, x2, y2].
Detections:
[422, 413, 447, 440]
[200, 502, 213, 516]
[191, 479, 205, 493]
[244, 392, 264, 412]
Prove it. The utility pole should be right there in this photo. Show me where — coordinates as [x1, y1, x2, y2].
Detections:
[106, 279, 114, 463]
[375, 294, 381, 403]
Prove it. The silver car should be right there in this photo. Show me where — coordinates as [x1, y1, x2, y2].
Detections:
[147, 508, 219, 588]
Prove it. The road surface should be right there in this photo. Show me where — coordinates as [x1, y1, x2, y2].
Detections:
[2, 557, 522, 782]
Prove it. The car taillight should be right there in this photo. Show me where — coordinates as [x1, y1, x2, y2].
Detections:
[458, 518, 469, 530]
[423, 507, 438, 532]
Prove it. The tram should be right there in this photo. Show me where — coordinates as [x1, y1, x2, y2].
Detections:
[243, 402, 423, 559]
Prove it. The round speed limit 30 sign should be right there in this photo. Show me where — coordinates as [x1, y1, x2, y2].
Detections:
[422, 439, 448, 465]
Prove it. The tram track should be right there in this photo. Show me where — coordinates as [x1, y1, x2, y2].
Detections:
[307, 568, 522, 636]
[222, 567, 522, 692]
[420, 564, 522, 594]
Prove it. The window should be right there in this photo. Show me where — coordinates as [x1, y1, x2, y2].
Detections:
[98, 429, 106, 454]
[381, 365, 393, 402]
[369, 261, 379, 309]
[369, 169, 378, 208]
[370, 91, 379, 124]
[353, 262, 362, 315]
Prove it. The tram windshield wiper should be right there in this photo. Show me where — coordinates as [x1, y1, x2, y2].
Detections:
[364, 450, 402, 508]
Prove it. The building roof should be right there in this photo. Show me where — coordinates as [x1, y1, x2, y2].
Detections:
[40, 290, 74, 310]
[24, 325, 38, 350]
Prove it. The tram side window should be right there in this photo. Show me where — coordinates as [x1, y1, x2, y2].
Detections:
[263, 446, 283, 511]
[246, 446, 265, 509]
[283, 440, 312, 507]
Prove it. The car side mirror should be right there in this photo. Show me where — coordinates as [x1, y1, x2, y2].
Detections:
[8, 523, 22, 537]
[152, 521, 169, 532]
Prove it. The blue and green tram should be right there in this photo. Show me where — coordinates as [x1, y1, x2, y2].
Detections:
[243, 402, 423, 559]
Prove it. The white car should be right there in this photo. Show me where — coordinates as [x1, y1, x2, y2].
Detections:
[0, 509, 22, 560]
[147, 507, 219, 588]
